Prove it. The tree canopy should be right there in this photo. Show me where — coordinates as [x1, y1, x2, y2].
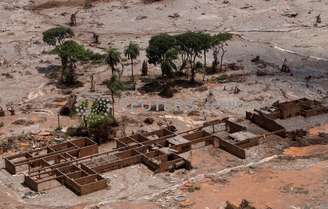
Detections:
[51, 40, 93, 84]
[51, 40, 91, 61]
[146, 31, 232, 81]
[146, 34, 178, 77]
[211, 32, 233, 45]
[124, 42, 140, 81]
[124, 42, 140, 60]
[106, 74, 125, 118]
[175, 32, 205, 82]
[42, 26, 74, 46]
[106, 74, 125, 96]
[106, 47, 121, 74]
[146, 33, 177, 65]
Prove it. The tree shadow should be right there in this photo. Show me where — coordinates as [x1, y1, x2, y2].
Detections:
[36, 64, 61, 80]
[36, 64, 84, 89]
[138, 77, 204, 95]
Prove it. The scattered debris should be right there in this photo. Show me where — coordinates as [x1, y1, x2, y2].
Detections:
[70, 11, 78, 26]
[138, 80, 163, 93]
[144, 117, 154, 124]
[281, 184, 309, 194]
[281, 10, 298, 18]
[179, 199, 194, 207]
[159, 85, 176, 98]
[92, 32, 99, 44]
[256, 70, 274, 76]
[188, 110, 201, 116]
[12, 119, 34, 126]
[233, 86, 240, 94]
[215, 73, 246, 83]
[0, 106, 5, 117]
[150, 103, 165, 111]
[280, 58, 291, 73]
[84, 0, 92, 9]
[6, 103, 15, 115]
[90, 74, 96, 92]
[181, 181, 201, 192]
[168, 13, 180, 18]
[205, 91, 218, 108]
[136, 15, 148, 20]
[141, 60, 148, 76]
[1, 73, 13, 79]
[22, 191, 46, 199]
[59, 95, 77, 116]
[314, 14, 322, 27]
[305, 75, 312, 88]
[251, 56, 260, 63]
[240, 4, 253, 10]
[224, 199, 269, 209]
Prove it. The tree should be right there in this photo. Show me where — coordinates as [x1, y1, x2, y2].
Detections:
[211, 33, 232, 72]
[124, 42, 140, 82]
[146, 33, 177, 77]
[175, 32, 203, 82]
[105, 48, 121, 75]
[198, 32, 212, 81]
[161, 48, 178, 78]
[105, 74, 125, 118]
[52, 40, 91, 84]
[141, 60, 148, 76]
[174, 35, 188, 75]
[42, 26, 74, 46]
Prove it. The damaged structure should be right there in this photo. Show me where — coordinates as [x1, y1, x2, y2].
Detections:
[3, 98, 328, 196]
[247, 98, 328, 136]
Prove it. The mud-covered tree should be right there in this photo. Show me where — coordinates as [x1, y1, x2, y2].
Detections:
[42, 26, 74, 46]
[175, 32, 203, 82]
[211, 32, 233, 72]
[52, 40, 91, 84]
[105, 74, 125, 118]
[105, 48, 121, 75]
[146, 33, 177, 77]
[124, 42, 140, 82]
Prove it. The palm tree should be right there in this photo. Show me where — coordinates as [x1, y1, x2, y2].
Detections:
[105, 74, 124, 118]
[105, 47, 121, 75]
[124, 42, 140, 82]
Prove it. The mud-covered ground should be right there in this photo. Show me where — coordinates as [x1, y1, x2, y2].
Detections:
[0, 0, 328, 208]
